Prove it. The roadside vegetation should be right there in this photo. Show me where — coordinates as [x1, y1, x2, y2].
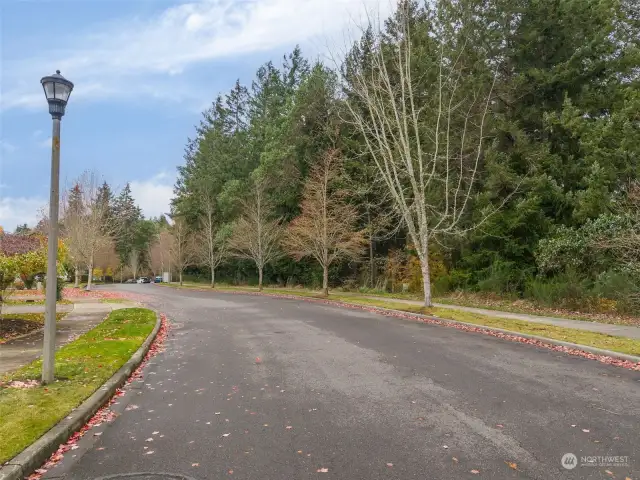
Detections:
[0, 308, 156, 463]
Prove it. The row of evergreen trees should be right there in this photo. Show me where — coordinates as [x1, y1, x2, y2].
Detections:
[173, 0, 640, 310]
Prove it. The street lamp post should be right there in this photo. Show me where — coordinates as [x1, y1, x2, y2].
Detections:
[40, 70, 73, 384]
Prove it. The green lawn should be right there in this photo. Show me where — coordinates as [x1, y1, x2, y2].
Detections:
[0, 308, 157, 464]
[160, 283, 640, 357]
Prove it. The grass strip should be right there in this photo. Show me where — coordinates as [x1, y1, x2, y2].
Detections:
[0, 307, 156, 464]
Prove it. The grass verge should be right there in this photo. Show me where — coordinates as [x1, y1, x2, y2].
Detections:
[99, 298, 134, 304]
[0, 308, 156, 464]
[327, 295, 640, 357]
[159, 282, 640, 357]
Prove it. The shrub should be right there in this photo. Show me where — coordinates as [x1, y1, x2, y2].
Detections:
[14, 279, 25, 290]
[524, 271, 593, 310]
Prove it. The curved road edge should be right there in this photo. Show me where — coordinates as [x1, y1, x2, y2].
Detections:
[155, 283, 640, 369]
[0, 312, 163, 480]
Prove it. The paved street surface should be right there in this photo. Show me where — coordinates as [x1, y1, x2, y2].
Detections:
[45, 285, 639, 479]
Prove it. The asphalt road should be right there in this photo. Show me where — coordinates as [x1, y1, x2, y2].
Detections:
[44, 285, 639, 480]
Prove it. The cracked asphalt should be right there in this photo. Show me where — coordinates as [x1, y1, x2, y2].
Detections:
[43, 284, 639, 479]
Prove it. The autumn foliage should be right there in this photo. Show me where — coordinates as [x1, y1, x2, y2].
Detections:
[285, 149, 365, 296]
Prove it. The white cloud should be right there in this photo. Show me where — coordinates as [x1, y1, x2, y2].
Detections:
[0, 196, 47, 232]
[0, 140, 17, 153]
[2, 0, 394, 110]
[39, 137, 53, 149]
[129, 172, 175, 219]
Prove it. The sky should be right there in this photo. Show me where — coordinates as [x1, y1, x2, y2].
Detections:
[0, 0, 392, 232]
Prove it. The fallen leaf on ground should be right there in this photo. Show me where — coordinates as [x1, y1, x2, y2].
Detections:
[582, 429, 590, 433]
[152, 431, 159, 435]
[145, 438, 153, 442]
[605, 470, 613, 476]
[452, 457, 458, 463]
[471, 469, 480, 474]
[222, 433, 230, 437]
[191, 463, 199, 467]
[297, 450, 303, 454]
[506, 461, 517, 470]
[145, 451, 154, 455]
[386, 463, 393, 467]
[317, 468, 329, 473]
[286, 426, 293, 430]
[215, 412, 221, 415]
[496, 424, 504, 428]
[443, 445, 448, 449]
[228, 470, 233, 474]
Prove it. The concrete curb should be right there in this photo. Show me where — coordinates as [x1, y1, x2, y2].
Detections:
[371, 305, 640, 365]
[0, 311, 162, 480]
[156, 284, 640, 365]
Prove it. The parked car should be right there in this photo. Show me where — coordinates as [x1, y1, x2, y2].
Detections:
[154, 276, 162, 283]
[136, 277, 151, 284]
[124, 278, 136, 284]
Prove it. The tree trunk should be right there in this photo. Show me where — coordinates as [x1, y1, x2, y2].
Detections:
[420, 256, 432, 307]
[211, 268, 215, 288]
[258, 266, 263, 292]
[74, 265, 79, 288]
[369, 233, 375, 289]
[86, 261, 93, 291]
[179, 270, 183, 286]
[322, 265, 329, 297]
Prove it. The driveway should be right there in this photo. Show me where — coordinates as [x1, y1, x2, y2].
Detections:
[44, 284, 639, 479]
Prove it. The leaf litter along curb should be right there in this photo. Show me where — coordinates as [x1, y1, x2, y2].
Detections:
[25, 313, 170, 480]
[211, 289, 640, 371]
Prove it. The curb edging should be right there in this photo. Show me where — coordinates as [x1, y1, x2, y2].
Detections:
[0, 312, 162, 480]
[376, 306, 640, 365]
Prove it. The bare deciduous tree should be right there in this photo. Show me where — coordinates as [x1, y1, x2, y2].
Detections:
[195, 198, 230, 287]
[285, 149, 366, 296]
[150, 228, 172, 278]
[342, 6, 498, 305]
[169, 217, 192, 286]
[61, 171, 115, 290]
[228, 176, 283, 291]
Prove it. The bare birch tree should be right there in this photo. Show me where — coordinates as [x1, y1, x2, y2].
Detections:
[61, 171, 115, 290]
[285, 149, 366, 296]
[228, 176, 283, 291]
[341, 5, 498, 305]
[169, 216, 192, 286]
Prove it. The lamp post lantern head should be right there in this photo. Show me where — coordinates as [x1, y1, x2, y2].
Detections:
[40, 70, 74, 119]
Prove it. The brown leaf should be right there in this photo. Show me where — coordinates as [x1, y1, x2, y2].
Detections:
[452, 457, 459, 463]
[505, 461, 517, 470]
